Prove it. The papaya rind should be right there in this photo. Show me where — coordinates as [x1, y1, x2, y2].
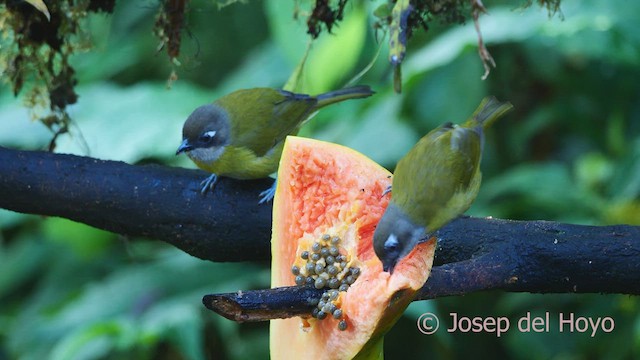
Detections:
[270, 136, 435, 360]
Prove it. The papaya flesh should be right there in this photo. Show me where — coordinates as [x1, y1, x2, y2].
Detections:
[270, 136, 435, 360]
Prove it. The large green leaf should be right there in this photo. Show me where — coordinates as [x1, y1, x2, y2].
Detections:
[265, 0, 368, 93]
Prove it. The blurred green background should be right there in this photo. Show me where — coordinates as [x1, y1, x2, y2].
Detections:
[1, 0, 639, 359]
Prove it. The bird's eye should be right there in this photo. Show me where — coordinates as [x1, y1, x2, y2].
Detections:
[200, 130, 216, 142]
[384, 234, 399, 251]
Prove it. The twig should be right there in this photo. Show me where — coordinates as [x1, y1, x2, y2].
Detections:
[471, 0, 496, 80]
[203, 218, 640, 321]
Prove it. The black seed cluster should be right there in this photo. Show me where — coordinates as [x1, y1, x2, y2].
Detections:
[293, 233, 361, 331]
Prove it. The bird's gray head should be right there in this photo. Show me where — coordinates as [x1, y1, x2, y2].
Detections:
[176, 104, 231, 161]
[373, 203, 427, 273]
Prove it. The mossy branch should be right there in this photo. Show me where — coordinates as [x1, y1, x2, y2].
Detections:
[1, 147, 639, 322]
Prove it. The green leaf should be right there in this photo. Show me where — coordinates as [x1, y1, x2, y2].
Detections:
[404, 0, 640, 83]
[304, 4, 367, 93]
[472, 162, 604, 223]
[0, 236, 50, 298]
[604, 201, 640, 225]
[0, 209, 33, 228]
[609, 139, 640, 200]
[215, 43, 292, 92]
[265, 0, 367, 93]
[42, 218, 114, 259]
[574, 152, 613, 192]
[406, 51, 488, 134]
[312, 94, 418, 168]
[51, 83, 211, 163]
[264, 0, 312, 69]
[49, 319, 131, 360]
[141, 301, 205, 360]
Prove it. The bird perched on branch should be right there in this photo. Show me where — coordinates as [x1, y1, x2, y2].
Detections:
[373, 96, 513, 273]
[176, 86, 374, 202]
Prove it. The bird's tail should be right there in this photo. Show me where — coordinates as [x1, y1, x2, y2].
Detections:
[315, 85, 375, 109]
[470, 96, 514, 129]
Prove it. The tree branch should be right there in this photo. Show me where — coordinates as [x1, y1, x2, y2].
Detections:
[0, 146, 272, 262]
[202, 217, 640, 321]
[2, 146, 640, 319]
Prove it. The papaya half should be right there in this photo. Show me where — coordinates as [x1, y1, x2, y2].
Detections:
[270, 136, 436, 360]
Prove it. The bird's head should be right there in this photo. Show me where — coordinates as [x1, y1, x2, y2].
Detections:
[176, 104, 231, 163]
[373, 203, 427, 274]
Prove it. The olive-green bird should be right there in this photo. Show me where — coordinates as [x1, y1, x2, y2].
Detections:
[176, 86, 374, 202]
[373, 96, 513, 273]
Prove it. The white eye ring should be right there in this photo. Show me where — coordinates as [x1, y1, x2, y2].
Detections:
[201, 130, 216, 141]
[384, 234, 399, 251]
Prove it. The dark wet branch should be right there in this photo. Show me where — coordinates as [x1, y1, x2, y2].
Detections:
[2, 146, 639, 322]
[203, 218, 640, 321]
[0, 146, 273, 262]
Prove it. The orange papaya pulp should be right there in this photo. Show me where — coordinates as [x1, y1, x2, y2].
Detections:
[270, 136, 435, 360]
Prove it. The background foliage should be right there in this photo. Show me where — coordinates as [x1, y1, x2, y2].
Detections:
[1, 0, 639, 359]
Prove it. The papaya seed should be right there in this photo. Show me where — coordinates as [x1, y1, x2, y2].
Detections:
[350, 268, 361, 276]
[333, 309, 343, 319]
[339, 284, 349, 292]
[322, 234, 331, 242]
[311, 253, 321, 262]
[326, 255, 335, 265]
[346, 275, 355, 285]
[329, 246, 340, 256]
[311, 308, 319, 318]
[301, 251, 310, 260]
[331, 236, 341, 244]
[340, 261, 348, 269]
[328, 290, 339, 300]
[327, 265, 339, 276]
[291, 265, 300, 275]
[318, 300, 326, 309]
[327, 303, 338, 313]
[328, 278, 340, 289]
[306, 277, 315, 285]
[320, 247, 330, 257]
[322, 303, 333, 313]
[317, 310, 327, 320]
[295, 275, 305, 285]
[314, 278, 326, 289]
[338, 320, 348, 331]
[305, 263, 316, 275]
[312, 242, 322, 253]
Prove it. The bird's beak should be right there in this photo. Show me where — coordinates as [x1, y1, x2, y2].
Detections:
[176, 139, 193, 155]
[383, 261, 395, 274]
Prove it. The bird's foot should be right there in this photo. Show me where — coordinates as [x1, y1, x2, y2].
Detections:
[258, 179, 277, 204]
[381, 185, 392, 197]
[200, 174, 219, 195]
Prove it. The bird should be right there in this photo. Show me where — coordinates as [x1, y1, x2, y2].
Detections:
[373, 96, 513, 273]
[176, 86, 374, 202]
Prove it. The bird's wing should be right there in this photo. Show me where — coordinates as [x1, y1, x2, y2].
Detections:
[392, 124, 482, 232]
[215, 88, 315, 156]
